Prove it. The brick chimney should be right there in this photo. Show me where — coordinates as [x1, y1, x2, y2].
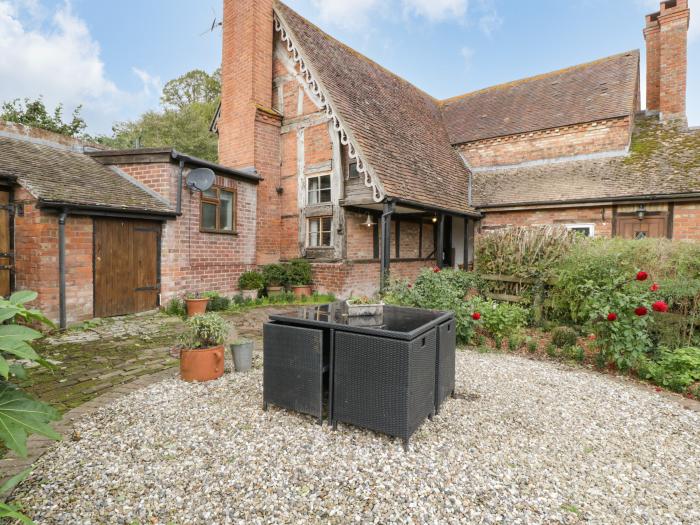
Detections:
[219, 0, 281, 264]
[643, 0, 691, 120]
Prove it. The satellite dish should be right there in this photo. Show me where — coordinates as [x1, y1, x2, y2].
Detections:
[186, 168, 215, 192]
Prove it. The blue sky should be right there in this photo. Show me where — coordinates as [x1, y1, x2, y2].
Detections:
[0, 0, 697, 135]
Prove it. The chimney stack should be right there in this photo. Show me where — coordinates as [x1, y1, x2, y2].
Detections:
[219, 0, 282, 264]
[643, 0, 691, 121]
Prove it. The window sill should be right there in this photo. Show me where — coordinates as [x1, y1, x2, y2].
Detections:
[199, 229, 239, 236]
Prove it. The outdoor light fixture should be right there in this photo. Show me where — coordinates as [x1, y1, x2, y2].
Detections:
[432, 215, 438, 223]
[636, 204, 647, 220]
[362, 213, 376, 228]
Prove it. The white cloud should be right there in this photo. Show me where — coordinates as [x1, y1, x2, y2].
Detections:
[475, 0, 502, 36]
[402, 0, 468, 22]
[132, 68, 162, 98]
[310, 0, 382, 25]
[0, 1, 161, 134]
[689, 0, 699, 42]
[460, 46, 475, 69]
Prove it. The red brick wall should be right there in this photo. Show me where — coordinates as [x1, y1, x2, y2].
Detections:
[644, 14, 661, 111]
[480, 206, 614, 237]
[13, 188, 93, 324]
[672, 203, 700, 241]
[459, 117, 632, 169]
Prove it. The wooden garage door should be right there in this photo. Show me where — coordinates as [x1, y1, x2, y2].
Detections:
[94, 218, 161, 318]
[0, 190, 11, 297]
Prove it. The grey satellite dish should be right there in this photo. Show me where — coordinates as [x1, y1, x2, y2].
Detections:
[186, 168, 215, 192]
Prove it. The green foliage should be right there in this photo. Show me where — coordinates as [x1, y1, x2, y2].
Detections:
[182, 313, 228, 349]
[161, 69, 220, 109]
[262, 264, 288, 288]
[0, 500, 33, 524]
[287, 259, 313, 286]
[204, 292, 230, 312]
[1, 97, 87, 137]
[164, 298, 186, 318]
[546, 343, 558, 357]
[562, 345, 585, 362]
[475, 226, 580, 280]
[526, 338, 538, 353]
[347, 296, 378, 305]
[0, 292, 61, 458]
[473, 298, 529, 343]
[508, 334, 525, 352]
[238, 271, 265, 291]
[640, 348, 700, 393]
[551, 326, 578, 348]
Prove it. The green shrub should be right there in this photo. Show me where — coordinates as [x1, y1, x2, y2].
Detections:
[206, 293, 230, 312]
[551, 326, 578, 348]
[641, 347, 700, 393]
[474, 298, 528, 342]
[238, 270, 265, 291]
[262, 263, 288, 288]
[508, 334, 525, 352]
[287, 259, 313, 286]
[526, 338, 538, 353]
[182, 313, 229, 348]
[164, 297, 186, 317]
[546, 343, 558, 357]
[562, 345, 585, 362]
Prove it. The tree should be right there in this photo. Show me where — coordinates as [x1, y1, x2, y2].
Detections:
[1, 97, 87, 138]
[99, 68, 220, 161]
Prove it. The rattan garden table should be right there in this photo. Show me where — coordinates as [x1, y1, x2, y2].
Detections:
[263, 302, 456, 450]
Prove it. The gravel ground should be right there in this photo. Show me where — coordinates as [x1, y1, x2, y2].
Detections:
[14, 351, 700, 525]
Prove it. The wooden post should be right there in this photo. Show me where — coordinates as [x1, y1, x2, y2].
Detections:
[463, 218, 469, 271]
[380, 201, 394, 291]
[436, 214, 445, 268]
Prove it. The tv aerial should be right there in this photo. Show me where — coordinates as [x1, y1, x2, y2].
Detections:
[186, 168, 215, 192]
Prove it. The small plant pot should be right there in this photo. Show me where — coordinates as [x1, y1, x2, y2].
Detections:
[267, 286, 284, 297]
[180, 345, 225, 382]
[241, 289, 259, 301]
[230, 341, 254, 372]
[185, 298, 209, 317]
[291, 285, 312, 298]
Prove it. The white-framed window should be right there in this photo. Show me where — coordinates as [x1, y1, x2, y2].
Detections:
[308, 216, 332, 247]
[565, 223, 595, 237]
[307, 174, 331, 205]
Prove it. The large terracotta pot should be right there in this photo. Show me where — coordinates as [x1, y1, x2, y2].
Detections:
[267, 286, 284, 297]
[292, 285, 312, 298]
[180, 345, 225, 382]
[185, 298, 209, 317]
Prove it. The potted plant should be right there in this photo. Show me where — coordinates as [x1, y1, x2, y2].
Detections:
[185, 292, 209, 317]
[346, 295, 384, 317]
[238, 270, 265, 301]
[288, 259, 313, 298]
[263, 263, 288, 297]
[230, 338, 254, 372]
[179, 312, 229, 382]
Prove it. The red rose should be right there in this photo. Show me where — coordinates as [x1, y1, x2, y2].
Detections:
[407, 284, 413, 289]
[607, 312, 618, 321]
[652, 300, 668, 313]
[471, 312, 481, 321]
[650, 283, 660, 292]
[588, 334, 596, 341]
[636, 271, 649, 281]
[634, 306, 648, 316]
[433, 266, 441, 273]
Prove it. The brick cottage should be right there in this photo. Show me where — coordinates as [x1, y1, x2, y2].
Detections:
[212, 0, 699, 298]
[0, 121, 259, 326]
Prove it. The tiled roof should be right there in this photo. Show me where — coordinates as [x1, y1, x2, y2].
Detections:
[473, 115, 700, 208]
[441, 51, 640, 145]
[0, 135, 174, 214]
[274, 1, 476, 215]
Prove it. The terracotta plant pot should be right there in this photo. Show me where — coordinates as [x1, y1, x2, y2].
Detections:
[180, 345, 225, 382]
[241, 289, 259, 301]
[267, 286, 284, 297]
[185, 298, 209, 317]
[292, 285, 312, 298]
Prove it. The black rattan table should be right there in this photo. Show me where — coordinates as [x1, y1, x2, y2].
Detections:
[263, 302, 456, 449]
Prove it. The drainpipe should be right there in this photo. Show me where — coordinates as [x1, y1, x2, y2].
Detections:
[468, 170, 473, 208]
[58, 209, 68, 329]
[176, 159, 185, 214]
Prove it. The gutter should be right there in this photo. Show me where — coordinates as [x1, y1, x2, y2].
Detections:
[58, 209, 67, 329]
[392, 197, 482, 219]
[38, 200, 177, 219]
[477, 192, 700, 211]
[176, 159, 184, 215]
[169, 150, 262, 183]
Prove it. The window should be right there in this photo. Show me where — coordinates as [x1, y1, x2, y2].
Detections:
[307, 174, 331, 204]
[308, 217, 332, 247]
[348, 161, 359, 179]
[201, 187, 236, 233]
[565, 224, 594, 237]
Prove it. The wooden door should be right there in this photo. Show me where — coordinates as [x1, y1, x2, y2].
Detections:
[94, 218, 160, 317]
[617, 216, 667, 240]
[0, 191, 11, 297]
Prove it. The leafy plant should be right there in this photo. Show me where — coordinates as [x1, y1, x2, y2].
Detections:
[526, 338, 538, 353]
[238, 271, 265, 291]
[546, 343, 558, 357]
[163, 298, 186, 317]
[641, 347, 700, 393]
[474, 298, 529, 343]
[181, 313, 228, 349]
[347, 296, 379, 305]
[262, 264, 288, 288]
[287, 259, 313, 286]
[1, 96, 87, 138]
[0, 468, 33, 523]
[551, 326, 578, 348]
[0, 291, 61, 458]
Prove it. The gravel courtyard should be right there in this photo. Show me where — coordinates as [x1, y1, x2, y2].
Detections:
[14, 351, 699, 525]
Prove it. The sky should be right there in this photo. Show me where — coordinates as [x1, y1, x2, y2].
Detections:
[0, 0, 697, 135]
